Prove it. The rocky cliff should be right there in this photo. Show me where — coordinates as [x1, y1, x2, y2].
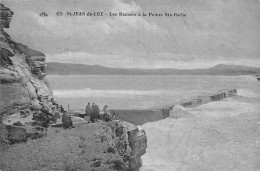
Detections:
[0, 3, 53, 121]
[0, 3, 147, 171]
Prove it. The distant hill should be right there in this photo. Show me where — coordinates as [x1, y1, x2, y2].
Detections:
[46, 62, 260, 75]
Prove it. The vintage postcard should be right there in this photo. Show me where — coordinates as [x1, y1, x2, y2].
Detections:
[0, 0, 260, 171]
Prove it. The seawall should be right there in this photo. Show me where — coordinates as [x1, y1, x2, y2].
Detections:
[111, 89, 237, 125]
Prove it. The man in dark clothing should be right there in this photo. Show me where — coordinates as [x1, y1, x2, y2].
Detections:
[90, 103, 100, 122]
[85, 102, 92, 116]
[62, 111, 74, 129]
[90, 103, 95, 122]
[91, 103, 95, 111]
[59, 105, 65, 113]
[34, 111, 50, 128]
[94, 104, 100, 120]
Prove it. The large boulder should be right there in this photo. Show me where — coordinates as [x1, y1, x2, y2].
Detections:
[127, 126, 147, 170]
[5, 125, 27, 144]
[0, 3, 14, 29]
[4, 124, 47, 144]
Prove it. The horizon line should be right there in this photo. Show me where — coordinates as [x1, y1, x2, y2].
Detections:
[46, 61, 260, 70]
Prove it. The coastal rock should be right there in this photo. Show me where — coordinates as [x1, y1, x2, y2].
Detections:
[0, 3, 54, 146]
[0, 3, 53, 121]
[15, 43, 47, 78]
[111, 120, 147, 170]
[3, 124, 47, 144]
[5, 125, 27, 144]
[127, 126, 147, 170]
[0, 3, 14, 29]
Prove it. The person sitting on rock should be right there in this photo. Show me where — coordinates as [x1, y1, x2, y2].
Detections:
[41, 113, 50, 128]
[50, 106, 58, 123]
[62, 111, 74, 129]
[85, 102, 92, 116]
[40, 105, 53, 127]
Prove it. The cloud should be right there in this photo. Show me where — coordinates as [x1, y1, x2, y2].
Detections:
[29, 12, 109, 37]
[4, 0, 260, 68]
[28, 0, 166, 37]
[112, 0, 141, 12]
[110, 0, 167, 33]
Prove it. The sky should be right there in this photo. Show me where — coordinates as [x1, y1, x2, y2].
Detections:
[3, 0, 260, 69]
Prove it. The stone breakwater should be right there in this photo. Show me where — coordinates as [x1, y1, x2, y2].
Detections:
[161, 89, 237, 118]
[0, 3, 147, 170]
[111, 89, 237, 125]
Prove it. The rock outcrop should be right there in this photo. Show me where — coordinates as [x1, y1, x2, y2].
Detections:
[0, 3, 53, 121]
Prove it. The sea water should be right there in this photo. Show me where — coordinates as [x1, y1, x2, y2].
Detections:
[47, 75, 260, 170]
[47, 75, 257, 109]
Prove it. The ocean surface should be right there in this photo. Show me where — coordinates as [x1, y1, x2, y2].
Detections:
[47, 75, 260, 170]
[47, 75, 258, 110]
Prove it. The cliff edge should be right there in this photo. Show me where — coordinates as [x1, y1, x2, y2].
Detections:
[0, 120, 147, 171]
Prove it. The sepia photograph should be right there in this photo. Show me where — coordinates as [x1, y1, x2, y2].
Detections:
[0, 0, 260, 171]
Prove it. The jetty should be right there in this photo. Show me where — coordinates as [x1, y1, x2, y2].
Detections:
[109, 89, 237, 125]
